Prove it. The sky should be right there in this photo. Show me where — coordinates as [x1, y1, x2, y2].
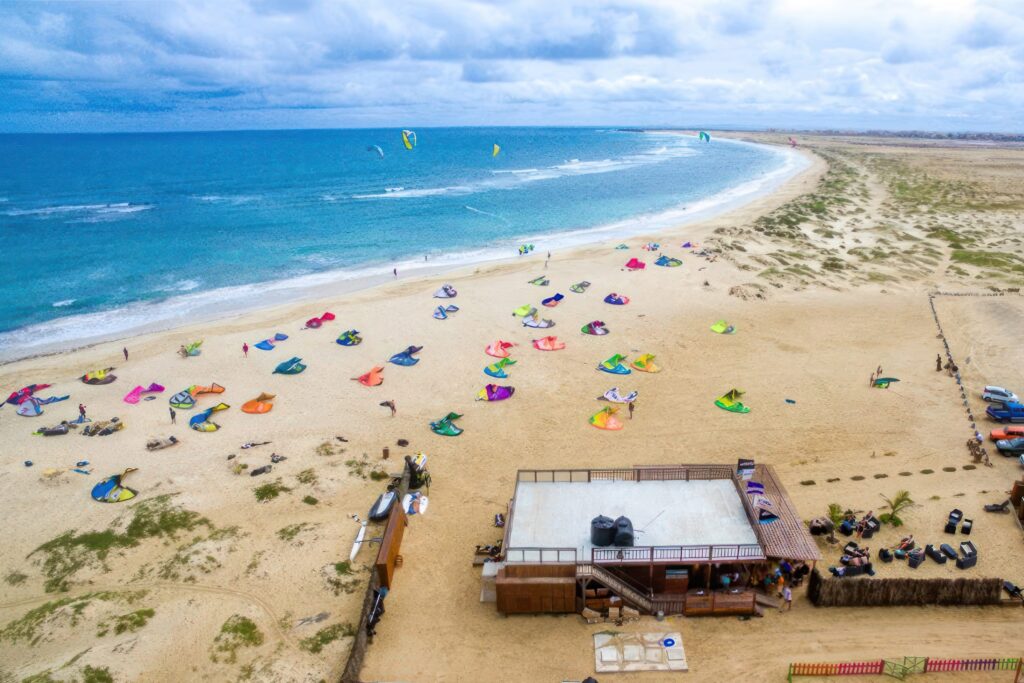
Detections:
[0, 0, 1022, 133]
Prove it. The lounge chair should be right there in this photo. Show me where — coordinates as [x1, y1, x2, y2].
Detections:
[925, 544, 947, 563]
[984, 500, 1011, 513]
[944, 509, 963, 534]
[862, 518, 880, 539]
[908, 549, 925, 568]
[961, 518, 973, 535]
[939, 543, 958, 560]
[956, 541, 977, 569]
[1003, 581, 1022, 599]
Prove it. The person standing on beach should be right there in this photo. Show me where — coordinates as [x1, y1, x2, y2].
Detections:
[123, 347, 129, 361]
[393, 267, 397, 278]
[869, 372, 876, 387]
[936, 354, 942, 372]
[628, 401, 635, 419]
[781, 585, 793, 612]
[242, 342, 248, 358]
[78, 403, 86, 419]
[169, 407, 176, 424]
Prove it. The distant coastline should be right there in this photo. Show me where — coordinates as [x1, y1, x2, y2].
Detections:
[0, 131, 807, 363]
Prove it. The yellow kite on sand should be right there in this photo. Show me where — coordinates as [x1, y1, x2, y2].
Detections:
[590, 406, 624, 430]
[631, 354, 661, 373]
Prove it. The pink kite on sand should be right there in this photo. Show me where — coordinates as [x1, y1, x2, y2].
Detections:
[532, 336, 566, 351]
[485, 340, 515, 358]
[305, 312, 336, 329]
[123, 383, 165, 404]
[625, 257, 646, 270]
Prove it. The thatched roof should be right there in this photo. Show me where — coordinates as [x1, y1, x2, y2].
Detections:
[748, 464, 822, 561]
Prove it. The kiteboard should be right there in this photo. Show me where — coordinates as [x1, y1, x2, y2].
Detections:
[369, 490, 397, 521]
[349, 515, 368, 562]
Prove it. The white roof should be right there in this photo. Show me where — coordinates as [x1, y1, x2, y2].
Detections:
[508, 479, 759, 557]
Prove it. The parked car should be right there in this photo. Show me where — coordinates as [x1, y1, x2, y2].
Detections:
[982, 386, 1019, 403]
[996, 437, 1024, 456]
[987, 402, 1024, 423]
[991, 426, 1024, 441]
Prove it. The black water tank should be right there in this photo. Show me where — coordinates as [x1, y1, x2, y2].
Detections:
[590, 515, 615, 546]
[613, 516, 634, 546]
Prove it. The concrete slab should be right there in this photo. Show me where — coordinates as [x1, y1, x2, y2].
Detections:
[510, 479, 757, 555]
[593, 632, 688, 673]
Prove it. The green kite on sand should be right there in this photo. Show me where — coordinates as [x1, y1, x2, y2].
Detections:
[570, 281, 591, 293]
[710, 320, 736, 334]
[431, 412, 463, 436]
[715, 388, 750, 413]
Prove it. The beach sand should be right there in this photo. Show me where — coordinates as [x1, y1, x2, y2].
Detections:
[2, 135, 1023, 682]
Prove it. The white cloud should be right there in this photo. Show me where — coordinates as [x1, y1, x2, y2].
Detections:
[0, 0, 1020, 131]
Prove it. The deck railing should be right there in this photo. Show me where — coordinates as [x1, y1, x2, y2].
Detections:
[592, 543, 765, 564]
[517, 465, 737, 484]
[504, 546, 577, 563]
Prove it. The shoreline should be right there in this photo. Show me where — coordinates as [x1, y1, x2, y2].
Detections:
[0, 137, 812, 365]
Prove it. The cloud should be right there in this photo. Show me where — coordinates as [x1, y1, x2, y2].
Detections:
[0, 0, 1022, 132]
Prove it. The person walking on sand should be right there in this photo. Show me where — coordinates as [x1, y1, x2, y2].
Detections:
[628, 401, 635, 420]
[79, 403, 87, 419]
[393, 267, 397, 278]
[169, 407, 176, 424]
[781, 585, 793, 612]
[869, 371, 876, 387]
[936, 354, 942, 372]
[242, 342, 249, 358]
[123, 347, 129, 362]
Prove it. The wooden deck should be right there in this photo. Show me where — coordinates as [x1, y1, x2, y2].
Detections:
[682, 589, 757, 616]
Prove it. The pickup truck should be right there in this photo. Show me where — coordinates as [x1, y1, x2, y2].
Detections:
[987, 402, 1024, 423]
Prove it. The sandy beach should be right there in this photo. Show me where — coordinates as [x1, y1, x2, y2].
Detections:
[2, 134, 1024, 683]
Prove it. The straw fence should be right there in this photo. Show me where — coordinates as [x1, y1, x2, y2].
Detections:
[807, 568, 1002, 607]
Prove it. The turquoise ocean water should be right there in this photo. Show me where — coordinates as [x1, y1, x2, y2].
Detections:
[0, 128, 800, 359]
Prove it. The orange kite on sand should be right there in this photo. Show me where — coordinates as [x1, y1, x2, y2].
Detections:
[241, 392, 275, 414]
[485, 340, 515, 358]
[532, 336, 565, 351]
[354, 366, 384, 387]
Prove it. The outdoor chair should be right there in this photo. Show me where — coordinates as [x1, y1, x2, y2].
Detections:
[925, 544, 947, 564]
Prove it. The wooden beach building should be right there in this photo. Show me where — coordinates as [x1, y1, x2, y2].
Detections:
[493, 464, 820, 617]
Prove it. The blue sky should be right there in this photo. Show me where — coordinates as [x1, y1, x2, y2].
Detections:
[1, 0, 1022, 133]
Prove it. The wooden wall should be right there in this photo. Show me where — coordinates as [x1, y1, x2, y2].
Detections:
[496, 565, 575, 614]
[374, 505, 407, 589]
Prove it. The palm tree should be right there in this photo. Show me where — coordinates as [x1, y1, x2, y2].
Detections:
[826, 503, 844, 543]
[880, 490, 914, 527]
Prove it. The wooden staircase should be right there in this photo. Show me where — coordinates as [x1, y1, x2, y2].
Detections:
[577, 563, 653, 613]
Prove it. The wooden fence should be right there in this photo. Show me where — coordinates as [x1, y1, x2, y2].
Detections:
[788, 660, 884, 678]
[926, 658, 1021, 673]
[788, 656, 1021, 681]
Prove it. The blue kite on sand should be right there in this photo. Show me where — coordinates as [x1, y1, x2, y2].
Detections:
[389, 346, 423, 366]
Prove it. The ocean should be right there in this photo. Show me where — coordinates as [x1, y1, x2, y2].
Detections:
[0, 127, 803, 360]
